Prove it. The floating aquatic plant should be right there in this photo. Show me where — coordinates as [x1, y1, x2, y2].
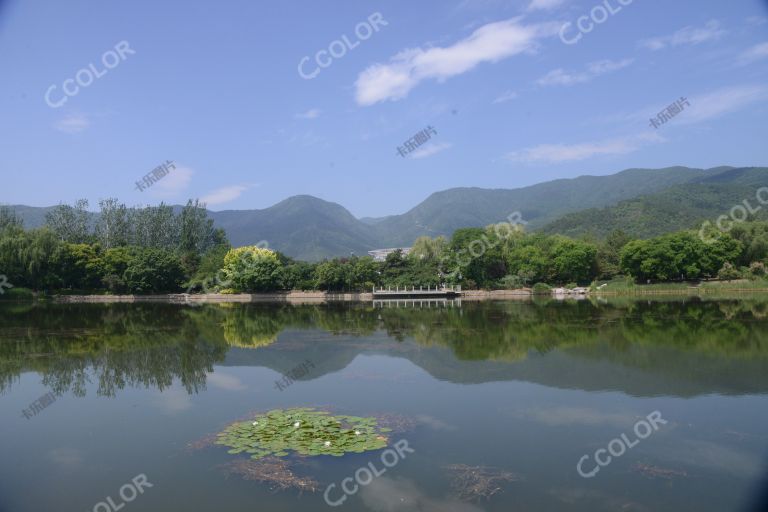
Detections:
[219, 457, 319, 493]
[443, 464, 521, 501]
[215, 407, 390, 459]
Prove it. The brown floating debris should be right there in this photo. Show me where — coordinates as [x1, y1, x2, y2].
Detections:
[371, 412, 418, 433]
[443, 464, 522, 501]
[218, 457, 319, 493]
[184, 432, 219, 453]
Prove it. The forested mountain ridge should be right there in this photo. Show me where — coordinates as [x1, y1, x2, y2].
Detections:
[540, 167, 768, 239]
[7, 166, 766, 260]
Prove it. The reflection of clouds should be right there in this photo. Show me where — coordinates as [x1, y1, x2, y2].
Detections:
[549, 487, 650, 511]
[152, 387, 193, 414]
[646, 439, 762, 478]
[360, 477, 483, 512]
[49, 447, 84, 469]
[414, 414, 457, 432]
[505, 406, 639, 428]
[206, 372, 246, 391]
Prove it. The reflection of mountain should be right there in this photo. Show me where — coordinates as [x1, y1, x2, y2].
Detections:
[2, 300, 768, 397]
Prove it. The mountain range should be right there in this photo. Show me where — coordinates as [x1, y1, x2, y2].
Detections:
[8, 166, 767, 260]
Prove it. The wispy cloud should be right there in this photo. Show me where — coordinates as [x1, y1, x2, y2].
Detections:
[746, 16, 767, 27]
[54, 113, 90, 133]
[536, 58, 633, 87]
[526, 0, 568, 11]
[493, 90, 519, 103]
[354, 17, 561, 106]
[200, 184, 252, 206]
[152, 387, 193, 414]
[206, 372, 246, 391]
[149, 165, 193, 198]
[640, 20, 726, 50]
[410, 142, 452, 159]
[295, 108, 321, 120]
[681, 85, 768, 124]
[737, 42, 768, 65]
[506, 133, 663, 163]
[506, 406, 640, 427]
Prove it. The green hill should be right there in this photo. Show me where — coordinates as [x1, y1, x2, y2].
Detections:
[539, 167, 768, 239]
[8, 166, 766, 260]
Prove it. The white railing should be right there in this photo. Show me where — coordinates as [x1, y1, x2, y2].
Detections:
[372, 285, 461, 294]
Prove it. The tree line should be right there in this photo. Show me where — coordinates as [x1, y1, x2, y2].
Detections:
[2, 200, 768, 294]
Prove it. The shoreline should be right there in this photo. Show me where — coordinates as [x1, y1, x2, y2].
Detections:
[35, 286, 768, 304]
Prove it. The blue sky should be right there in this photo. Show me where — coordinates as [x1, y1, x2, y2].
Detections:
[1, 0, 767, 217]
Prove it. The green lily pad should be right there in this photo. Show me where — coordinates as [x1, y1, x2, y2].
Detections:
[215, 408, 389, 460]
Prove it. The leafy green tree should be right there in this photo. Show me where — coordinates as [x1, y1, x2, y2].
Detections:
[283, 261, 318, 290]
[95, 198, 129, 248]
[314, 259, 348, 291]
[549, 237, 598, 284]
[222, 246, 284, 292]
[45, 199, 91, 243]
[0, 206, 23, 236]
[128, 203, 177, 249]
[597, 230, 631, 279]
[123, 248, 185, 293]
[179, 199, 216, 254]
[59, 243, 105, 289]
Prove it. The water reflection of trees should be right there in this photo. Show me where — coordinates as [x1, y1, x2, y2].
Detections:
[2, 298, 768, 396]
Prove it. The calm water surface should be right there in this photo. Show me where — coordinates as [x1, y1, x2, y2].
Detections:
[1, 299, 767, 512]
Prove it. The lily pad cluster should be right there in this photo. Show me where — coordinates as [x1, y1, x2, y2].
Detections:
[216, 408, 390, 459]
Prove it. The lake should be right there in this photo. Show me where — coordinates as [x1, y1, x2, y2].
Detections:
[1, 298, 767, 512]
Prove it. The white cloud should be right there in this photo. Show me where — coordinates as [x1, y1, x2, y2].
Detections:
[207, 371, 246, 391]
[506, 133, 663, 163]
[149, 165, 193, 198]
[592, 84, 768, 128]
[49, 447, 84, 469]
[746, 16, 767, 27]
[360, 477, 483, 512]
[527, 0, 567, 11]
[536, 58, 633, 87]
[640, 20, 726, 50]
[509, 406, 640, 427]
[493, 90, 519, 103]
[54, 113, 90, 133]
[200, 184, 251, 206]
[354, 17, 561, 105]
[295, 108, 321, 120]
[681, 85, 768, 124]
[152, 387, 193, 414]
[738, 42, 768, 65]
[410, 142, 452, 159]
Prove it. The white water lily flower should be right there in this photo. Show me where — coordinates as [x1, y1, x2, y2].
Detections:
[252, 421, 258, 426]
[294, 421, 301, 428]
[324, 441, 331, 447]
[355, 430, 361, 435]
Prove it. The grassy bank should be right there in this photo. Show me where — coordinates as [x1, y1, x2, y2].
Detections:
[591, 277, 768, 296]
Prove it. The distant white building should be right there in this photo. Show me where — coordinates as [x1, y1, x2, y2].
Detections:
[368, 247, 411, 262]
